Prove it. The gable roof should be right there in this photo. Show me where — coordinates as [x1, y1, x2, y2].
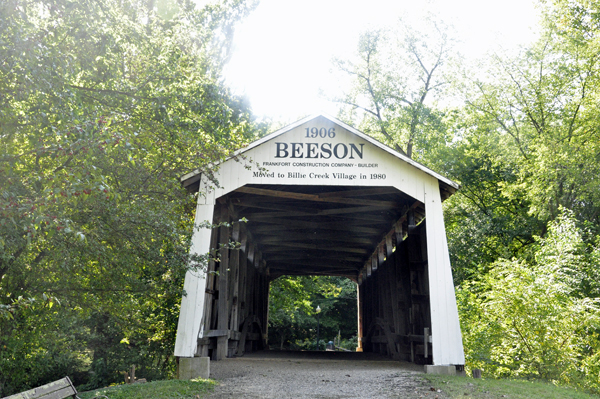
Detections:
[181, 113, 459, 195]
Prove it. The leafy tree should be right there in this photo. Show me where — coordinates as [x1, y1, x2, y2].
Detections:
[458, 210, 600, 392]
[462, 7, 600, 226]
[439, 110, 544, 282]
[0, 0, 258, 394]
[331, 15, 455, 160]
[435, 0, 600, 281]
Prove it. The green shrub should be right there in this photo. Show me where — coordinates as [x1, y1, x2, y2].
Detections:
[458, 211, 600, 393]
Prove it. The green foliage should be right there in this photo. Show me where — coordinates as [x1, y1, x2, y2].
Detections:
[78, 379, 216, 399]
[268, 276, 357, 350]
[458, 210, 600, 393]
[440, 124, 543, 283]
[0, 0, 258, 395]
[460, 5, 600, 225]
[450, 7, 600, 391]
[436, 0, 600, 282]
[0, 297, 88, 395]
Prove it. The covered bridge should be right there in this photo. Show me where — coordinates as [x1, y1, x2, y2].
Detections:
[174, 114, 465, 371]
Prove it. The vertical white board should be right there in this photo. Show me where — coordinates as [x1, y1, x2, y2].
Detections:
[423, 176, 465, 365]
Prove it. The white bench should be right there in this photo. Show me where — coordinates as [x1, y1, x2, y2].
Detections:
[1, 376, 107, 399]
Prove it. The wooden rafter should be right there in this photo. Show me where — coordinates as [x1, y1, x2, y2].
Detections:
[264, 254, 364, 263]
[235, 186, 402, 208]
[259, 241, 368, 254]
[246, 213, 388, 226]
[244, 205, 394, 218]
[316, 187, 400, 198]
[257, 234, 375, 246]
[267, 262, 361, 271]
[249, 221, 383, 235]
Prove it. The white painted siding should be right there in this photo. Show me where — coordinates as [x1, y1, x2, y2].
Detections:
[423, 176, 465, 365]
[174, 185, 215, 357]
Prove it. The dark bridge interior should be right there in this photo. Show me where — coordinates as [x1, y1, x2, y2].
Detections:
[226, 185, 422, 279]
[185, 183, 455, 365]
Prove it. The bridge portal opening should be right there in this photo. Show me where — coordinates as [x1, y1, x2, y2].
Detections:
[268, 275, 358, 352]
[191, 184, 434, 363]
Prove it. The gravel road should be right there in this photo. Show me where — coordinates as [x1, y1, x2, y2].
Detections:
[207, 351, 448, 399]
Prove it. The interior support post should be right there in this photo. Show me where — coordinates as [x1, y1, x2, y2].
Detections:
[216, 204, 230, 360]
[198, 207, 220, 357]
[238, 227, 248, 328]
[356, 281, 364, 352]
[229, 222, 241, 338]
[264, 276, 270, 345]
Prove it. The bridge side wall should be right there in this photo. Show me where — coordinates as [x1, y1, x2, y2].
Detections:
[357, 176, 464, 366]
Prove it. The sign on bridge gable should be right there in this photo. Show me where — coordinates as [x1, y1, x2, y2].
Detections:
[182, 114, 458, 202]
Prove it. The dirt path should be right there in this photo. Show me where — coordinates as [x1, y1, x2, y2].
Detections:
[207, 351, 448, 399]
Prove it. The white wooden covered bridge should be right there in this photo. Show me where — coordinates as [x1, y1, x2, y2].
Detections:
[174, 114, 465, 372]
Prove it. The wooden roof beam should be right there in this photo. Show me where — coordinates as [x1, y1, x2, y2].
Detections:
[231, 198, 321, 214]
[264, 254, 364, 263]
[316, 187, 401, 198]
[260, 242, 369, 254]
[257, 234, 375, 246]
[248, 220, 383, 235]
[271, 270, 356, 278]
[268, 262, 360, 271]
[243, 205, 395, 219]
[235, 186, 402, 208]
[247, 214, 388, 226]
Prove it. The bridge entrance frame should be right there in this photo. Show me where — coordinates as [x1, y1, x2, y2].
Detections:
[175, 114, 465, 369]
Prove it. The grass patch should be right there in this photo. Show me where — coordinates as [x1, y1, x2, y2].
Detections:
[425, 374, 599, 399]
[78, 379, 216, 399]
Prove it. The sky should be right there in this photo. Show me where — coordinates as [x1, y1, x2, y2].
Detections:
[222, 0, 540, 121]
